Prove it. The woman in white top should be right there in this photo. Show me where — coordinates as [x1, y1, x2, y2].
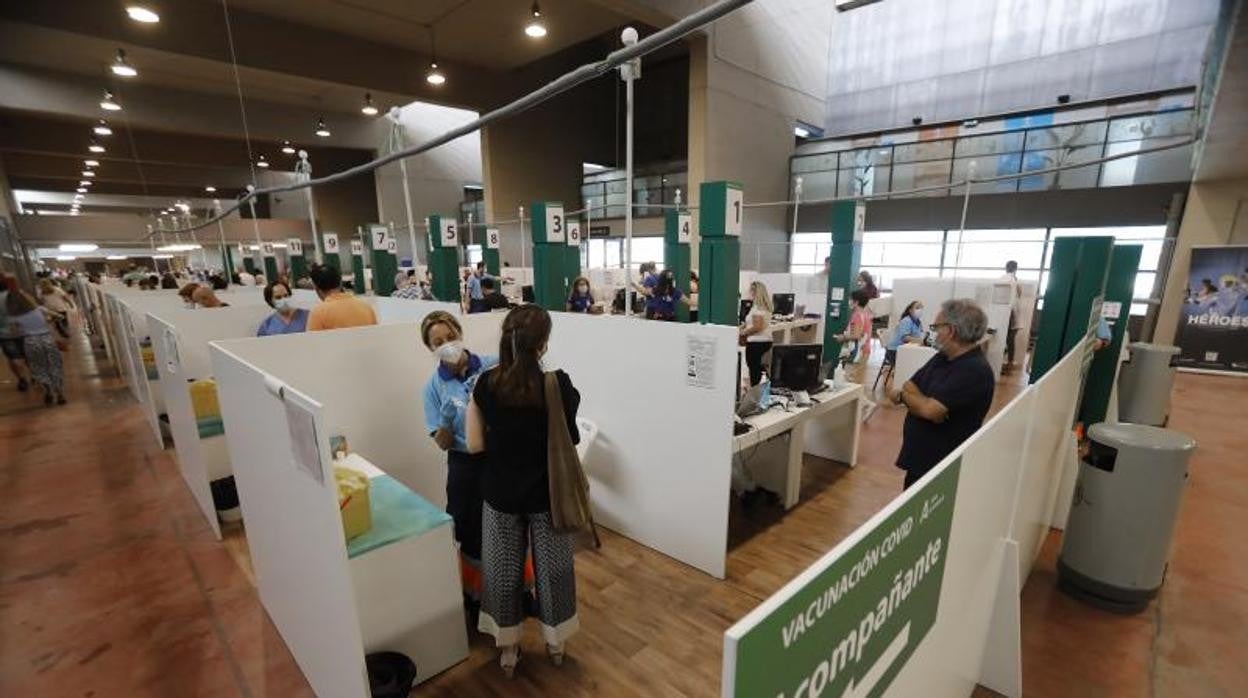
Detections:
[740, 281, 774, 385]
[38, 279, 74, 338]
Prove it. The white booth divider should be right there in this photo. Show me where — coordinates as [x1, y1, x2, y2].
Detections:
[148, 305, 272, 540]
[723, 339, 1092, 698]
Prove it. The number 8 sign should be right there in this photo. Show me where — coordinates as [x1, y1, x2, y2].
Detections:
[486, 228, 500, 250]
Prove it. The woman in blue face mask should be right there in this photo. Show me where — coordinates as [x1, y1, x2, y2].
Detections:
[885, 300, 926, 362]
[420, 311, 499, 605]
[256, 281, 309, 336]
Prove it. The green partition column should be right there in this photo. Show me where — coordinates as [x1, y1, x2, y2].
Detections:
[697, 181, 744, 326]
[483, 227, 501, 276]
[261, 243, 279, 281]
[1078, 244, 1142, 425]
[427, 214, 461, 302]
[242, 254, 257, 275]
[287, 238, 307, 281]
[821, 201, 865, 366]
[349, 238, 367, 294]
[367, 223, 398, 297]
[1031, 236, 1113, 382]
[222, 245, 235, 282]
[321, 232, 342, 272]
[664, 208, 693, 322]
[530, 201, 573, 311]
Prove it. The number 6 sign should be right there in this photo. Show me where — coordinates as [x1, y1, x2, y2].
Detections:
[486, 228, 500, 250]
[566, 219, 582, 247]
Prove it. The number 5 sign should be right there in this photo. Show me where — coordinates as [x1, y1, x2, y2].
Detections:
[486, 228, 500, 250]
[323, 233, 339, 254]
[440, 219, 458, 247]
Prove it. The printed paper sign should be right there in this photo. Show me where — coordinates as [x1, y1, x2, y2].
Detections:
[725, 188, 743, 237]
[853, 202, 866, 242]
[685, 334, 717, 389]
[566, 219, 582, 247]
[261, 242, 275, 258]
[323, 233, 339, 254]
[440, 219, 459, 247]
[486, 228, 500, 250]
[678, 213, 692, 243]
[387, 237, 397, 254]
[724, 460, 961, 698]
[287, 239, 303, 256]
[350, 239, 363, 256]
[545, 205, 566, 243]
[831, 287, 845, 302]
[1101, 301, 1122, 320]
[284, 395, 324, 485]
[370, 225, 388, 251]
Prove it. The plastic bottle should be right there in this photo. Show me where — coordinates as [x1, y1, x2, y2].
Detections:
[833, 362, 847, 389]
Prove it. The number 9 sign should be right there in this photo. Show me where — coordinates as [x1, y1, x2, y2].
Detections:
[486, 228, 500, 250]
[323, 233, 339, 254]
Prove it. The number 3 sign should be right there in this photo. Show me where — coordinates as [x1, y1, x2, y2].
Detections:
[544, 205, 565, 243]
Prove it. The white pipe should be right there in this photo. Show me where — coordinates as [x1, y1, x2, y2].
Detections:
[399, 158, 419, 265]
[519, 206, 528, 269]
[622, 27, 639, 316]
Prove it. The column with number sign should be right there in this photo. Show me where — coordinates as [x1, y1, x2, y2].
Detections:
[697, 182, 743, 326]
[222, 244, 235, 285]
[350, 238, 367, 294]
[564, 215, 583, 297]
[367, 223, 398, 296]
[242, 243, 258, 275]
[1031, 236, 1112, 382]
[1079, 244, 1142, 425]
[321, 232, 342, 272]
[427, 214, 461, 302]
[821, 201, 864, 367]
[665, 208, 693, 322]
[287, 238, 307, 281]
[483, 227, 501, 276]
[530, 201, 570, 311]
[261, 242, 278, 281]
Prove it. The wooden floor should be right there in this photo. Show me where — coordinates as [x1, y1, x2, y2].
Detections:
[2, 328, 1244, 696]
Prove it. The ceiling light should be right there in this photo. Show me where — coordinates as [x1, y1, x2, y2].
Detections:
[793, 126, 811, 138]
[60, 243, 99, 252]
[361, 93, 378, 116]
[256, 155, 270, 168]
[426, 62, 446, 85]
[126, 6, 160, 23]
[56, 255, 77, 261]
[89, 141, 106, 153]
[79, 180, 91, 187]
[281, 140, 296, 155]
[525, 2, 547, 38]
[314, 118, 330, 137]
[152, 254, 174, 259]
[111, 49, 138, 78]
[74, 195, 84, 201]
[205, 185, 216, 193]
[85, 159, 100, 167]
[100, 90, 121, 111]
[176, 202, 190, 212]
[94, 120, 113, 136]
[82, 170, 96, 177]
[76, 187, 87, 193]
[107, 255, 127, 260]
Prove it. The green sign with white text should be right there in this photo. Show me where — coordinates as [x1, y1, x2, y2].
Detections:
[726, 459, 960, 698]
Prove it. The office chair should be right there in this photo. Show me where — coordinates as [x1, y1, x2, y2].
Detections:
[871, 328, 894, 392]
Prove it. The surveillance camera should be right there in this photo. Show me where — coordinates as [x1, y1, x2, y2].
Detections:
[621, 27, 639, 45]
[912, 116, 923, 126]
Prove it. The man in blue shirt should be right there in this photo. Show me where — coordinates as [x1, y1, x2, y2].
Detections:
[466, 262, 493, 313]
[420, 311, 498, 601]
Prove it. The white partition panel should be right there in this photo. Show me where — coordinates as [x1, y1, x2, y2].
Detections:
[1008, 343, 1085, 582]
[372, 297, 460, 325]
[109, 292, 192, 446]
[148, 306, 272, 539]
[211, 348, 369, 697]
[890, 277, 954, 328]
[544, 314, 739, 578]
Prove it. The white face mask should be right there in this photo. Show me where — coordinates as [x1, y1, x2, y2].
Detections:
[274, 297, 292, 312]
[435, 340, 465, 365]
[184, 301, 196, 309]
[913, 308, 923, 319]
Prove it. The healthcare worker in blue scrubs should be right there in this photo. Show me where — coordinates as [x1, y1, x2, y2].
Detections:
[256, 281, 309, 336]
[421, 310, 498, 603]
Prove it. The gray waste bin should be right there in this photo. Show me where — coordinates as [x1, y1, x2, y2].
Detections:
[1058, 422, 1195, 612]
[1117, 342, 1180, 426]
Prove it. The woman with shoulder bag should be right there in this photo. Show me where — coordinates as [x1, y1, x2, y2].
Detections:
[466, 304, 583, 678]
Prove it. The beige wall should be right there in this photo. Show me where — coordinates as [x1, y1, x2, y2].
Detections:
[1155, 177, 1248, 345]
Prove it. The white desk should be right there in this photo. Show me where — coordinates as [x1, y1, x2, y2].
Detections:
[895, 344, 938, 386]
[768, 317, 820, 345]
[732, 384, 862, 509]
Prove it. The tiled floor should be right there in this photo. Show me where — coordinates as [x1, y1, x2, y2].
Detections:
[1, 329, 1244, 696]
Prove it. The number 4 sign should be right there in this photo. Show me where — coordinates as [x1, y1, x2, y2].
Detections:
[725, 188, 743, 237]
[486, 228, 500, 250]
[678, 213, 692, 243]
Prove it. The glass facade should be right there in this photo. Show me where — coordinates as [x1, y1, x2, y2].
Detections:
[581, 163, 687, 219]
[791, 225, 1168, 316]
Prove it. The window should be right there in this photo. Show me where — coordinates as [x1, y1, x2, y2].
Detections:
[626, 237, 665, 271]
[790, 232, 831, 274]
[466, 244, 483, 267]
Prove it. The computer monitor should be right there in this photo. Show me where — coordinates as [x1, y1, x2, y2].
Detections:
[521, 285, 535, 303]
[770, 343, 824, 391]
[739, 299, 753, 324]
[772, 293, 796, 316]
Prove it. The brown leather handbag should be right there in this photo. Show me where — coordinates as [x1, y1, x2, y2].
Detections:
[544, 372, 600, 546]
